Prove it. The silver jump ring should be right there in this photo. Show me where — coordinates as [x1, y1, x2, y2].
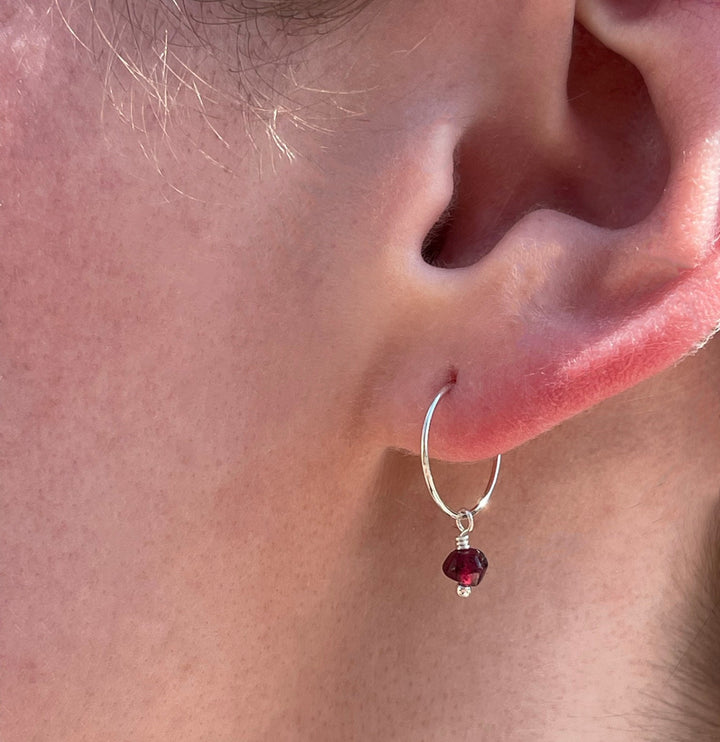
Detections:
[455, 508, 474, 536]
[420, 382, 501, 520]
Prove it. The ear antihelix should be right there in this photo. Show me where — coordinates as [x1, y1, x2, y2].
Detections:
[420, 22, 668, 272]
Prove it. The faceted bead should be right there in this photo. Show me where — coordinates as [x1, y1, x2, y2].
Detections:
[442, 548, 488, 587]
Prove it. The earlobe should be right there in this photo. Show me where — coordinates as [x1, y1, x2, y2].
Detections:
[378, 0, 720, 462]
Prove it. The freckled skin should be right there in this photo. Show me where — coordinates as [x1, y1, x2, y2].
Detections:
[2, 1, 720, 740]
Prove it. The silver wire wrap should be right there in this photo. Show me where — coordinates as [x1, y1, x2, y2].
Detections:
[421, 381, 502, 520]
[455, 509, 473, 549]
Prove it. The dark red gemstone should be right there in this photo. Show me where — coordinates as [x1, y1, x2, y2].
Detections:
[442, 548, 488, 587]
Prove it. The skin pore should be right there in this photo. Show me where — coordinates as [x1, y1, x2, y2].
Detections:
[2, 1, 720, 740]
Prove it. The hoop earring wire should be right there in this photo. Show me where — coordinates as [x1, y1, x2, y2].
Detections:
[421, 381, 502, 597]
[421, 383, 501, 518]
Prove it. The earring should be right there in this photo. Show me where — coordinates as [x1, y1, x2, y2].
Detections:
[421, 382, 502, 598]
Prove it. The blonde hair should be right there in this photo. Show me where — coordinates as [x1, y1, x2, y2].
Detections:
[55, 0, 373, 161]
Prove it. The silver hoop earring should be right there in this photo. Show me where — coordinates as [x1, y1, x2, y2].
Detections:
[421, 382, 501, 598]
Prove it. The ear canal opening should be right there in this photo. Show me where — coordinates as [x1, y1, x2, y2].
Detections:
[421, 20, 670, 269]
[420, 158, 460, 266]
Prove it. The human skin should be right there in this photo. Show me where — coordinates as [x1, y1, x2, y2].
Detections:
[2, 0, 720, 740]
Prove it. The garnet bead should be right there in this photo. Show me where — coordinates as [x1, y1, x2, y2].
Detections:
[442, 548, 488, 587]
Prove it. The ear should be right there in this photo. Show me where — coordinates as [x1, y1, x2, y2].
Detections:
[374, 0, 720, 461]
